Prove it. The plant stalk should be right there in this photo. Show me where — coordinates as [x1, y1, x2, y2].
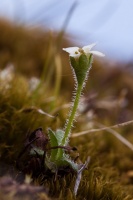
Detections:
[62, 84, 83, 145]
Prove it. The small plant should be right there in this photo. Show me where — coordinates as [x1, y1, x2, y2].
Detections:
[45, 43, 104, 194]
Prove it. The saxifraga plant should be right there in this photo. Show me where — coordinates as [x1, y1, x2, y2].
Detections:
[45, 43, 104, 195]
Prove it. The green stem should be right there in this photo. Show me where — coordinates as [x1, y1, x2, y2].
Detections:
[62, 84, 83, 145]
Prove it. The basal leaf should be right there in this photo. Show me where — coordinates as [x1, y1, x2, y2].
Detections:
[47, 128, 58, 160]
[55, 129, 64, 145]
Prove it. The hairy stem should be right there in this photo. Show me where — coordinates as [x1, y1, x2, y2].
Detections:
[62, 84, 83, 145]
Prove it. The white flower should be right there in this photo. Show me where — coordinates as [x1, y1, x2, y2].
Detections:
[63, 43, 105, 58]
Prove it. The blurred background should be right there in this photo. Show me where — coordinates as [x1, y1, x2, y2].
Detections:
[1, 2, 133, 200]
[0, 0, 133, 62]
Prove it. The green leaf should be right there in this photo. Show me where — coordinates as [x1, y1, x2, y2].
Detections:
[47, 128, 58, 146]
[47, 128, 58, 160]
[47, 129, 79, 172]
[63, 154, 79, 171]
[47, 129, 65, 161]
[55, 129, 64, 145]
[30, 146, 44, 156]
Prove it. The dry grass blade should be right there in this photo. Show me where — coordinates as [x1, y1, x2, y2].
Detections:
[74, 156, 90, 196]
[19, 106, 55, 118]
[72, 120, 133, 151]
[72, 119, 133, 137]
[95, 122, 133, 151]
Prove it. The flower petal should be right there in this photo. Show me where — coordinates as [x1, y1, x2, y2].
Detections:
[71, 53, 81, 59]
[63, 47, 79, 55]
[82, 43, 97, 53]
[90, 50, 105, 57]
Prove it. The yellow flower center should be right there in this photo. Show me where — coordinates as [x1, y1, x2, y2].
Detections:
[74, 48, 85, 55]
[75, 51, 79, 54]
[78, 48, 84, 54]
